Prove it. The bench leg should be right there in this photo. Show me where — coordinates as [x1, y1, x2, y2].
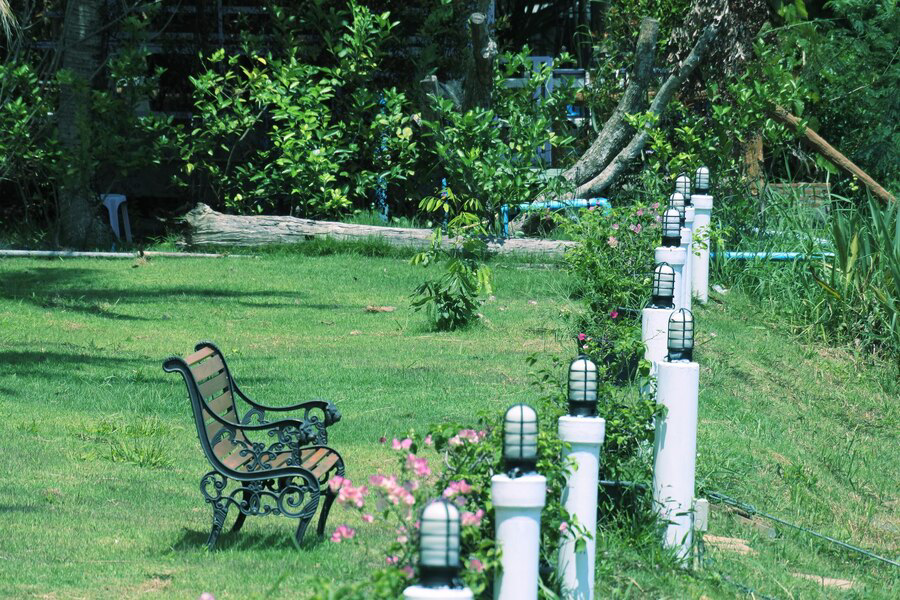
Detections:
[317, 487, 337, 538]
[231, 489, 252, 533]
[207, 502, 228, 550]
[317, 459, 344, 538]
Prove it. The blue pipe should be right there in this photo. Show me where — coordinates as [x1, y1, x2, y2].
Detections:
[711, 251, 834, 261]
[501, 197, 611, 237]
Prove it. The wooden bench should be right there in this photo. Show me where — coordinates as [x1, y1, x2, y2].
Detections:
[163, 341, 345, 549]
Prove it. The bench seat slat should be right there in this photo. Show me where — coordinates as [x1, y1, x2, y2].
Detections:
[191, 356, 225, 382]
[198, 371, 230, 400]
[206, 391, 236, 416]
[185, 346, 216, 366]
[221, 447, 252, 470]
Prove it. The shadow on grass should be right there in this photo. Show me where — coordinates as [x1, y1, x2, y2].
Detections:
[0, 504, 40, 514]
[0, 350, 143, 380]
[1, 266, 315, 319]
[172, 527, 325, 552]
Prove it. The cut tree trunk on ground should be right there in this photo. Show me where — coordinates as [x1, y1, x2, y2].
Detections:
[771, 106, 895, 204]
[180, 204, 576, 258]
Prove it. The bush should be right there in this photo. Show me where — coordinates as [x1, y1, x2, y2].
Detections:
[184, 1, 418, 218]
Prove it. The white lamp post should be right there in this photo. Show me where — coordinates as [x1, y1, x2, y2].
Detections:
[404, 500, 474, 599]
[493, 404, 546, 600]
[669, 193, 692, 312]
[656, 208, 688, 311]
[557, 357, 605, 600]
[691, 167, 713, 303]
[652, 309, 700, 563]
[642, 263, 676, 370]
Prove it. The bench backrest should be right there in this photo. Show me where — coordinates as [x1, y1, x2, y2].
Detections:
[166, 343, 253, 473]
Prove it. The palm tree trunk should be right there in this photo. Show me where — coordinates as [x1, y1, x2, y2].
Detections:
[57, 0, 105, 248]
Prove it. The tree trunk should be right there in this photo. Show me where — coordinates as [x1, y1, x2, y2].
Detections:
[57, 0, 105, 248]
[181, 204, 577, 258]
[568, 24, 718, 199]
[463, 12, 497, 111]
[771, 106, 895, 204]
[559, 17, 659, 190]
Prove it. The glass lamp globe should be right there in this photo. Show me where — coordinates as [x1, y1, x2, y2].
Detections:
[667, 308, 694, 362]
[503, 403, 539, 476]
[568, 355, 598, 417]
[419, 499, 462, 588]
[651, 263, 676, 308]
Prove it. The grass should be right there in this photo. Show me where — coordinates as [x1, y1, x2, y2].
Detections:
[0, 249, 897, 598]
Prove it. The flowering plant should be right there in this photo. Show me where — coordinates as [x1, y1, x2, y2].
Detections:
[559, 201, 659, 383]
[315, 403, 581, 598]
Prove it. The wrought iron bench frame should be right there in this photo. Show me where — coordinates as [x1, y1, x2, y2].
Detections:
[163, 341, 345, 549]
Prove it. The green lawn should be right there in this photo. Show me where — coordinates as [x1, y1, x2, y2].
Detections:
[0, 252, 896, 598]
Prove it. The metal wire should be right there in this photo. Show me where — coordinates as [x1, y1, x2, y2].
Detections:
[706, 491, 900, 568]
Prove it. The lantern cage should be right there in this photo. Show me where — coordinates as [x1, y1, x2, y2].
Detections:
[694, 166, 710, 193]
[668, 193, 686, 225]
[662, 208, 682, 246]
[667, 308, 694, 362]
[503, 403, 539, 477]
[419, 499, 462, 588]
[651, 262, 676, 308]
[567, 355, 599, 417]
[675, 174, 691, 203]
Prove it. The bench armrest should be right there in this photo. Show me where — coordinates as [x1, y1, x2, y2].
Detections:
[233, 387, 341, 445]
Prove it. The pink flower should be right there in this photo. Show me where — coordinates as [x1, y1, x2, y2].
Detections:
[386, 555, 399, 565]
[327, 475, 345, 494]
[457, 429, 484, 443]
[448, 435, 463, 447]
[199, 594, 216, 600]
[424, 434, 433, 446]
[461, 509, 485, 526]
[636, 209, 644, 216]
[392, 438, 413, 451]
[577, 333, 586, 341]
[406, 453, 431, 477]
[401, 565, 415, 579]
[610, 310, 619, 319]
[607, 236, 619, 248]
[338, 482, 368, 508]
[630, 223, 642, 234]
[559, 521, 569, 533]
[651, 202, 659, 210]
[611, 223, 619, 230]
[330, 524, 356, 543]
[588, 205, 596, 211]
[469, 558, 485, 573]
[397, 533, 409, 544]
[362, 514, 374, 523]
[443, 480, 473, 498]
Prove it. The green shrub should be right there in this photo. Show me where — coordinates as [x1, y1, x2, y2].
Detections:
[184, 0, 418, 218]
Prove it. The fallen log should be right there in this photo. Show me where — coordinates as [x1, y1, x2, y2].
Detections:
[180, 204, 577, 258]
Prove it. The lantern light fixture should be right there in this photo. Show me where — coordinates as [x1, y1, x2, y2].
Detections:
[418, 499, 462, 589]
[668, 192, 686, 225]
[503, 403, 539, 477]
[694, 167, 710, 193]
[567, 355, 598, 417]
[667, 308, 694, 362]
[675, 174, 691, 203]
[662, 208, 682, 247]
[651, 263, 676, 308]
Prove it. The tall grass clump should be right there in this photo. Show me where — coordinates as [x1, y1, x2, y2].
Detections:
[713, 188, 899, 363]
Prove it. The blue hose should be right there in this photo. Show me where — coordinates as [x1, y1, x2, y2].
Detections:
[501, 198, 611, 237]
[711, 251, 834, 261]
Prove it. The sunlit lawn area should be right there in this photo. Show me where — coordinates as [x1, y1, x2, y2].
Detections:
[0, 251, 896, 598]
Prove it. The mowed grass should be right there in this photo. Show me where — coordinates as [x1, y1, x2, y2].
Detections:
[0, 251, 897, 598]
[0, 251, 571, 598]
